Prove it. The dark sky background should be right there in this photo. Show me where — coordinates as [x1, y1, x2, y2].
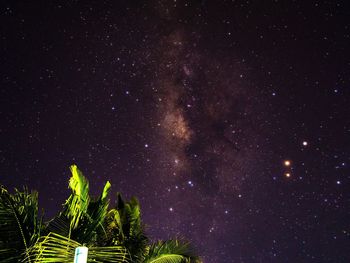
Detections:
[1, 1, 350, 262]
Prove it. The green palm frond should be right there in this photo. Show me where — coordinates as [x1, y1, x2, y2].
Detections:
[101, 181, 111, 201]
[0, 185, 41, 263]
[62, 165, 90, 231]
[114, 194, 148, 262]
[26, 232, 130, 263]
[48, 167, 111, 245]
[45, 214, 70, 237]
[144, 240, 199, 263]
[25, 232, 79, 262]
[81, 181, 111, 242]
[128, 197, 142, 237]
[88, 246, 131, 263]
[98, 208, 123, 246]
[145, 254, 188, 263]
[116, 194, 147, 241]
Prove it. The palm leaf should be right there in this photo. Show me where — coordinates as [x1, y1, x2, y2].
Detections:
[146, 254, 188, 263]
[48, 168, 111, 245]
[0, 185, 41, 263]
[80, 181, 111, 242]
[45, 214, 70, 237]
[144, 240, 199, 263]
[98, 209, 123, 246]
[25, 232, 79, 262]
[26, 232, 130, 263]
[62, 165, 90, 231]
[88, 246, 131, 262]
[114, 194, 148, 262]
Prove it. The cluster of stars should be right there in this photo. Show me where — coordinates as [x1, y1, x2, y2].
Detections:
[187, 180, 194, 187]
[282, 141, 309, 179]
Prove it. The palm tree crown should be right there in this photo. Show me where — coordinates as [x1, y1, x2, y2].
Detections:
[0, 165, 201, 263]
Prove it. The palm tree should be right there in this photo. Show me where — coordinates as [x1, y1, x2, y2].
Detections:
[0, 165, 201, 263]
[0, 185, 42, 262]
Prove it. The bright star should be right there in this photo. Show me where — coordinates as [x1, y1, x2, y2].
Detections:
[284, 160, 291, 166]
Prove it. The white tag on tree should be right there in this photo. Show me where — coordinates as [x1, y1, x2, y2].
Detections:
[74, 246, 88, 263]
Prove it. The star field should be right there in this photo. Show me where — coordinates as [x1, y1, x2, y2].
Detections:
[1, 1, 350, 262]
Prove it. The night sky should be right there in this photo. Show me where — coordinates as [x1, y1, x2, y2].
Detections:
[1, 1, 350, 262]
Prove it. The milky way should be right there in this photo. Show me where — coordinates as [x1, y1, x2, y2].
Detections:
[1, 1, 350, 262]
[147, 26, 270, 262]
[154, 28, 260, 190]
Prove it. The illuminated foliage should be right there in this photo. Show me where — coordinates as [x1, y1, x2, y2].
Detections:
[0, 165, 200, 263]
